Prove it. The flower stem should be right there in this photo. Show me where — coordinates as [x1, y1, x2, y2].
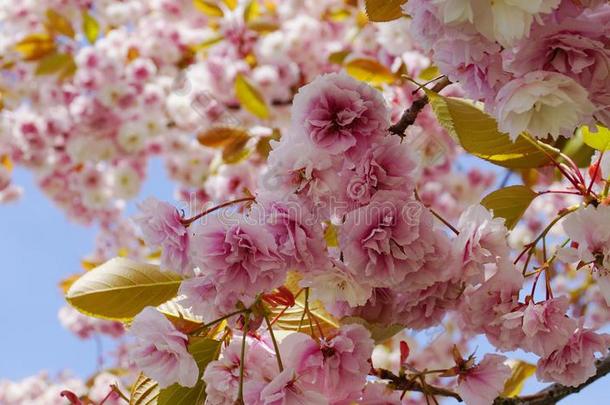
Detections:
[264, 312, 284, 372]
[180, 197, 255, 227]
[237, 312, 250, 404]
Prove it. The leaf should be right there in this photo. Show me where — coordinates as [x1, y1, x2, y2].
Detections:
[129, 373, 160, 405]
[1, 155, 12, 172]
[193, 0, 224, 17]
[481, 185, 538, 230]
[268, 273, 340, 338]
[324, 222, 339, 248]
[82, 11, 100, 44]
[364, 0, 407, 22]
[341, 316, 404, 343]
[222, 0, 238, 10]
[46, 10, 75, 38]
[244, 0, 261, 23]
[234, 73, 270, 119]
[580, 125, 610, 151]
[328, 50, 350, 65]
[65, 257, 183, 321]
[345, 58, 396, 85]
[14, 33, 56, 61]
[157, 338, 222, 405]
[426, 91, 552, 169]
[158, 299, 204, 334]
[255, 129, 281, 159]
[502, 361, 537, 397]
[35, 52, 73, 75]
[555, 134, 595, 168]
[418, 65, 441, 81]
[197, 127, 251, 163]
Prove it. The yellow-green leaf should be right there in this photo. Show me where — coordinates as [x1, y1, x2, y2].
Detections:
[364, 0, 407, 22]
[157, 338, 222, 405]
[426, 91, 552, 169]
[35, 52, 73, 75]
[66, 257, 183, 321]
[244, 0, 261, 23]
[222, 0, 238, 10]
[328, 50, 350, 65]
[234, 73, 270, 119]
[580, 125, 610, 151]
[82, 11, 100, 43]
[46, 9, 75, 38]
[556, 134, 595, 168]
[324, 222, 339, 248]
[418, 65, 441, 81]
[345, 58, 396, 85]
[481, 185, 538, 230]
[158, 299, 204, 334]
[502, 361, 537, 397]
[14, 33, 56, 61]
[129, 373, 160, 405]
[193, 0, 224, 17]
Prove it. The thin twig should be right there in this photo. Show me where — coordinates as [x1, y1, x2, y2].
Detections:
[388, 77, 451, 137]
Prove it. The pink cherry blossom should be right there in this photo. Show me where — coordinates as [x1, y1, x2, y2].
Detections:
[291, 72, 389, 155]
[244, 368, 329, 405]
[522, 297, 577, 357]
[188, 213, 288, 311]
[537, 326, 610, 386]
[340, 191, 435, 287]
[282, 324, 374, 402]
[456, 354, 511, 405]
[494, 71, 594, 139]
[133, 198, 190, 275]
[129, 307, 198, 388]
[456, 204, 510, 285]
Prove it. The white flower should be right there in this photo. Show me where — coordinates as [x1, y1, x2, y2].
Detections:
[304, 260, 372, 307]
[495, 71, 594, 140]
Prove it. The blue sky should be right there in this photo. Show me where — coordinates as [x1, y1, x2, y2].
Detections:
[0, 157, 605, 403]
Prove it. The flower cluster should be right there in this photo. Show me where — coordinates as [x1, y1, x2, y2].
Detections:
[407, 0, 610, 139]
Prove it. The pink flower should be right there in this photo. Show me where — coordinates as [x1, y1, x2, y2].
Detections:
[133, 198, 190, 275]
[522, 297, 577, 357]
[188, 213, 287, 313]
[204, 337, 276, 404]
[340, 191, 435, 287]
[255, 193, 330, 274]
[282, 324, 374, 402]
[494, 71, 594, 140]
[129, 307, 198, 388]
[341, 136, 418, 207]
[504, 5, 610, 125]
[460, 260, 525, 351]
[456, 204, 510, 285]
[456, 354, 511, 405]
[244, 368, 329, 405]
[291, 72, 388, 155]
[537, 326, 610, 386]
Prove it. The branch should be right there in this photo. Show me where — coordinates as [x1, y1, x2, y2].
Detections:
[375, 369, 463, 402]
[378, 351, 610, 404]
[494, 353, 610, 405]
[388, 76, 451, 137]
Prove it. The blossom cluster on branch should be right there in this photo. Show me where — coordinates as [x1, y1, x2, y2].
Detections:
[1, 0, 610, 405]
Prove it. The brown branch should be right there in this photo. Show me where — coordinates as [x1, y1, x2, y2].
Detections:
[375, 369, 463, 402]
[388, 76, 451, 137]
[378, 351, 610, 404]
[494, 353, 610, 405]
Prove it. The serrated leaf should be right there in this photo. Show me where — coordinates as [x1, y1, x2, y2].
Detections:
[235, 73, 270, 119]
[157, 338, 222, 405]
[364, 0, 407, 22]
[35, 52, 73, 75]
[129, 373, 160, 405]
[580, 125, 610, 151]
[426, 91, 552, 169]
[46, 9, 75, 38]
[341, 316, 404, 343]
[345, 58, 396, 85]
[66, 257, 183, 321]
[481, 185, 537, 230]
[193, 0, 224, 17]
[268, 273, 340, 338]
[82, 11, 100, 44]
[14, 33, 56, 61]
[502, 361, 536, 397]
